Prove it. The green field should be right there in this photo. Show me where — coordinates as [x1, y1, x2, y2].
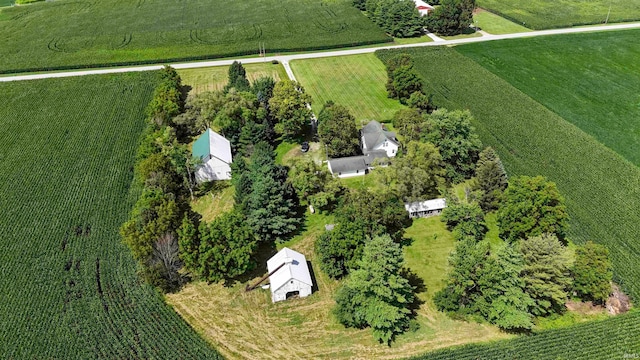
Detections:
[458, 30, 640, 167]
[178, 62, 288, 95]
[291, 54, 406, 123]
[0, 0, 389, 74]
[473, 9, 532, 34]
[376, 41, 640, 359]
[477, 0, 640, 29]
[0, 74, 219, 358]
[0, 0, 13, 7]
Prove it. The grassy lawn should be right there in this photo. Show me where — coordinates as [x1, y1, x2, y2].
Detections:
[377, 42, 640, 317]
[191, 183, 235, 223]
[393, 35, 434, 45]
[0, 73, 218, 358]
[473, 9, 532, 34]
[0, 0, 13, 7]
[0, 0, 389, 74]
[476, 0, 640, 29]
[458, 30, 640, 168]
[441, 30, 483, 40]
[178, 62, 288, 95]
[166, 214, 509, 360]
[291, 53, 406, 123]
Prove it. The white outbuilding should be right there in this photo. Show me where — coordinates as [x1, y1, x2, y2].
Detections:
[192, 128, 233, 182]
[266, 247, 313, 303]
[405, 198, 447, 218]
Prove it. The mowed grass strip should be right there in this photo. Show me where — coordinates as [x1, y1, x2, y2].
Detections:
[178, 62, 289, 95]
[376, 46, 640, 358]
[291, 54, 406, 123]
[473, 9, 532, 34]
[457, 30, 640, 167]
[0, 74, 219, 358]
[0, 0, 390, 74]
[476, 0, 640, 29]
[166, 214, 509, 360]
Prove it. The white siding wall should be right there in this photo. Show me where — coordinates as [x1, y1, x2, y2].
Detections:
[272, 279, 312, 303]
[196, 157, 232, 182]
[373, 142, 398, 158]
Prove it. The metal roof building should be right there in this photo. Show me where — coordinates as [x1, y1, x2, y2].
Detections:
[192, 128, 233, 182]
[405, 198, 447, 218]
[266, 248, 313, 303]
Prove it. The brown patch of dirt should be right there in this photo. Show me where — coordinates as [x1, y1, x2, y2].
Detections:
[607, 284, 632, 315]
[565, 300, 605, 315]
[473, 7, 486, 15]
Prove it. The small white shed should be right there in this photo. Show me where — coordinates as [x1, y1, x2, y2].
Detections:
[266, 248, 313, 303]
[192, 128, 233, 182]
[405, 198, 447, 218]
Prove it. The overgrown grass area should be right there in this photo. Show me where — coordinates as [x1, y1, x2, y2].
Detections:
[291, 54, 406, 123]
[473, 9, 532, 34]
[0, 0, 390, 74]
[376, 43, 640, 359]
[0, 74, 219, 358]
[458, 30, 640, 167]
[166, 214, 509, 359]
[0, 0, 14, 7]
[191, 183, 235, 223]
[178, 62, 288, 95]
[476, 0, 640, 29]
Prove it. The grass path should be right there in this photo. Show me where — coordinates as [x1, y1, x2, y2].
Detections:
[291, 54, 406, 123]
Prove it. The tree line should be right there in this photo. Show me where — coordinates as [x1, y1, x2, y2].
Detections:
[352, 0, 478, 37]
[120, 62, 314, 291]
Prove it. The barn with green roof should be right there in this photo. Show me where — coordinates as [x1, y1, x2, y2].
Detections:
[192, 128, 233, 182]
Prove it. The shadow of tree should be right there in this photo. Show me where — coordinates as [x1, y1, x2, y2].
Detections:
[401, 267, 426, 316]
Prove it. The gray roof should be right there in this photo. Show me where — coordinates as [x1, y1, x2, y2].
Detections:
[327, 151, 388, 174]
[361, 120, 398, 151]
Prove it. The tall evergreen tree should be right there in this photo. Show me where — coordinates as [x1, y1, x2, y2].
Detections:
[223, 61, 251, 93]
[334, 235, 415, 344]
[520, 234, 572, 316]
[472, 147, 507, 212]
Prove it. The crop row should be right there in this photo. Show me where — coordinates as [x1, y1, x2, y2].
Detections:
[0, 0, 391, 74]
[0, 73, 220, 358]
[376, 46, 640, 359]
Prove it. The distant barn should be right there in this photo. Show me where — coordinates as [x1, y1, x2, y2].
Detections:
[267, 248, 313, 303]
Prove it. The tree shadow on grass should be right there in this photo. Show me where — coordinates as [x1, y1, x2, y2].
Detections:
[225, 241, 278, 288]
[401, 267, 426, 316]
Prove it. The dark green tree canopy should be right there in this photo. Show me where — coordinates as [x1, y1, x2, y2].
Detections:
[317, 102, 361, 158]
[334, 235, 415, 344]
[472, 147, 508, 212]
[423, 109, 482, 183]
[520, 234, 572, 317]
[269, 80, 313, 140]
[224, 61, 251, 93]
[393, 141, 445, 202]
[441, 201, 488, 242]
[572, 241, 612, 304]
[425, 0, 476, 36]
[497, 175, 569, 243]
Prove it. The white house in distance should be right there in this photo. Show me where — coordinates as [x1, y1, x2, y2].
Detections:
[405, 198, 447, 218]
[267, 247, 313, 303]
[361, 120, 399, 158]
[192, 128, 233, 182]
[412, 0, 434, 16]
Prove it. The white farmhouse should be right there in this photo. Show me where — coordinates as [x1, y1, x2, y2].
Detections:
[192, 128, 232, 182]
[267, 247, 313, 303]
[405, 198, 447, 218]
[412, 0, 434, 16]
[361, 120, 399, 158]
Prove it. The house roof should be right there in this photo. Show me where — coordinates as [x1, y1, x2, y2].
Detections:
[192, 129, 232, 164]
[405, 198, 447, 213]
[413, 0, 434, 9]
[267, 248, 313, 292]
[361, 120, 398, 150]
[327, 151, 388, 174]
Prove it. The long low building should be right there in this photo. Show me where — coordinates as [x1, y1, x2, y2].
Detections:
[405, 198, 447, 218]
[327, 150, 389, 178]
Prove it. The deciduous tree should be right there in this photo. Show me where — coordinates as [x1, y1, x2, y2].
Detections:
[269, 80, 313, 139]
[572, 241, 612, 304]
[334, 235, 415, 344]
[317, 102, 361, 158]
[393, 141, 445, 201]
[497, 176, 568, 243]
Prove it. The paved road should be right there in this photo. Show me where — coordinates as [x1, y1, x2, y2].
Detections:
[1, 22, 639, 82]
